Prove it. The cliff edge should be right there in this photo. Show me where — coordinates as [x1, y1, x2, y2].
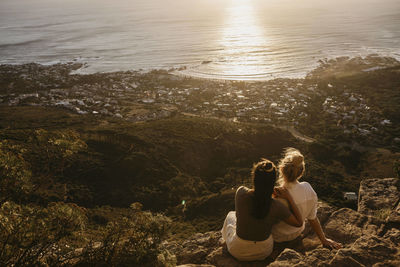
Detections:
[166, 178, 400, 267]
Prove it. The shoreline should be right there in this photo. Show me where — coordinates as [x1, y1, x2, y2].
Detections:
[2, 53, 400, 82]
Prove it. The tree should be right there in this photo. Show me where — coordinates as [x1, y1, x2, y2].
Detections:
[0, 141, 32, 203]
[29, 129, 87, 176]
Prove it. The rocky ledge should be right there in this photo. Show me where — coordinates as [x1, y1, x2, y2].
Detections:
[165, 178, 400, 267]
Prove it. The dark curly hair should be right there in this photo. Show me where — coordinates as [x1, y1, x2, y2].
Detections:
[251, 159, 277, 219]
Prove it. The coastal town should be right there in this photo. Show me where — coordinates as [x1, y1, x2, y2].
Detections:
[0, 56, 399, 150]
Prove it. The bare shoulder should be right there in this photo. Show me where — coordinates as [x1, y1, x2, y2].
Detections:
[236, 186, 251, 196]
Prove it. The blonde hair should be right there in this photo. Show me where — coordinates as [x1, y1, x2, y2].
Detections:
[278, 148, 305, 186]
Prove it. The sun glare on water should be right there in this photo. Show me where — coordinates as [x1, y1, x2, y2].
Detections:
[218, 0, 269, 78]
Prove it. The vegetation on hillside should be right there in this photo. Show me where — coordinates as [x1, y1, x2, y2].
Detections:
[1, 58, 399, 264]
[0, 121, 173, 266]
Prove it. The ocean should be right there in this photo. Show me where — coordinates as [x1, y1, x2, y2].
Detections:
[1, 0, 399, 80]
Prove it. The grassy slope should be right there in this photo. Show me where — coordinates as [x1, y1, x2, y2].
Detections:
[0, 106, 296, 208]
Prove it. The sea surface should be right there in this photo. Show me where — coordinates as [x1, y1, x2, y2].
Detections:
[1, 0, 400, 80]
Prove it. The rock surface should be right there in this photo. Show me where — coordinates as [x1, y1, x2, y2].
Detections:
[177, 265, 215, 267]
[324, 208, 384, 245]
[167, 178, 400, 266]
[165, 231, 222, 265]
[358, 178, 400, 217]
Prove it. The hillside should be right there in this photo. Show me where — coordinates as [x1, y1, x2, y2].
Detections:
[0, 106, 297, 208]
[0, 57, 399, 265]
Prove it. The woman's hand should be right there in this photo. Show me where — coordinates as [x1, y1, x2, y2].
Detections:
[274, 186, 291, 200]
[321, 238, 342, 249]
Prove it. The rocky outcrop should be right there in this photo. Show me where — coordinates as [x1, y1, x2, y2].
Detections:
[358, 178, 400, 216]
[324, 208, 385, 245]
[165, 232, 223, 265]
[329, 234, 399, 266]
[167, 178, 400, 266]
[177, 265, 215, 267]
[358, 178, 400, 229]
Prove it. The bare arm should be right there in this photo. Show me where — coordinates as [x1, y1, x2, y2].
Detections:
[275, 187, 303, 227]
[309, 218, 342, 249]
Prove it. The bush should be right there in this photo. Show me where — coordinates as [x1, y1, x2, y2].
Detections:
[0, 129, 88, 205]
[76, 208, 172, 267]
[0, 141, 32, 203]
[28, 129, 87, 176]
[0, 201, 86, 266]
[0, 201, 173, 266]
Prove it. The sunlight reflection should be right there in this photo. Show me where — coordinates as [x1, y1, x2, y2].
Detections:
[218, 0, 269, 77]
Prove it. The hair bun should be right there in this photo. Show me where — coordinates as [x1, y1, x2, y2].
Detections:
[262, 161, 274, 172]
[278, 148, 305, 184]
[254, 159, 275, 174]
[292, 154, 304, 166]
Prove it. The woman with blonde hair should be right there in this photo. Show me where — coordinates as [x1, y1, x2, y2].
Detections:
[221, 159, 303, 261]
[271, 148, 342, 249]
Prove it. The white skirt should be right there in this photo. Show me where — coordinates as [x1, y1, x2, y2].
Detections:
[221, 211, 273, 261]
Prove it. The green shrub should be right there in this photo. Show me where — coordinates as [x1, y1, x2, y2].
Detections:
[0, 201, 86, 266]
[0, 129, 88, 205]
[0, 141, 32, 203]
[76, 208, 171, 267]
[0, 201, 172, 266]
[28, 129, 87, 176]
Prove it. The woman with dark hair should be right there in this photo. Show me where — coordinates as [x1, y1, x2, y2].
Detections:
[221, 159, 303, 261]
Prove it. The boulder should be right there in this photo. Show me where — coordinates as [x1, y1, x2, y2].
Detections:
[300, 235, 322, 252]
[324, 208, 384, 245]
[347, 235, 398, 265]
[302, 201, 337, 238]
[303, 248, 334, 266]
[386, 201, 400, 227]
[268, 243, 336, 266]
[329, 249, 365, 267]
[165, 232, 222, 265]
[372, 260, 400, 267]
[177, 265, 215, 267]
[383, 227, 400, 245]
[358, 178, 400, 217]
[317, 201, 338, 225]
[267, 249, 303, 267]
[206, 247, 242, 267]
[329, 234, 399, 267]
[206, 244, 277, 267]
